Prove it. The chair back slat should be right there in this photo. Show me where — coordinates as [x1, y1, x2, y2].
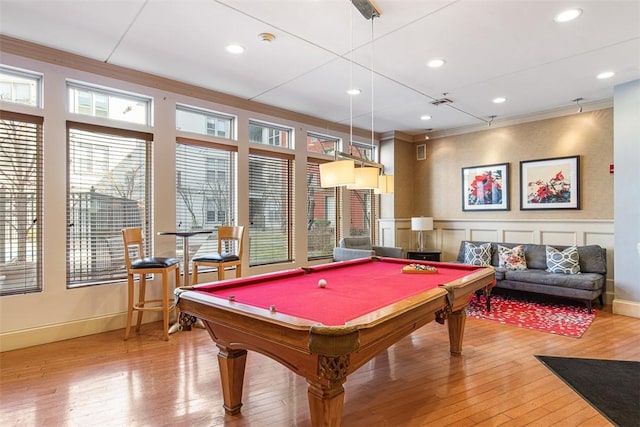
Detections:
[217, 226, 244, 257]
[122, 228, 145, 269]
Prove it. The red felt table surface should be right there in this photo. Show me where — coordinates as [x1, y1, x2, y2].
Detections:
[192, 259, 481, 326]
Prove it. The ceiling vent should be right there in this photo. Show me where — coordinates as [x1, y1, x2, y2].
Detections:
[430, 97, 453, 106]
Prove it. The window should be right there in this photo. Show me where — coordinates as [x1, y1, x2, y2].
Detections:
[176, 104, 234, 139]
[67, 81, 151, 125]
[248, 151, 294, 266]
[0, 66, 41, 107]
[0, 111, 43, 296]
[249, 120, 292, 148]
[306, 162, 336, 260]
[307, 132, 340, 156]
[350, 140, 376, 161]
[66, 122, 152, 286]
[176, 139, 237, 273]
[346, 188, 378, 241]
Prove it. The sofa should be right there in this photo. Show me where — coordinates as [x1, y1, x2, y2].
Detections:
[333, 236, 403, 262]
[457, 241, 607, 312]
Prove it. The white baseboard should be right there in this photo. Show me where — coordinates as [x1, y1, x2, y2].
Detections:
[612, 299, 640, 319]
[0, 312, 161, 352]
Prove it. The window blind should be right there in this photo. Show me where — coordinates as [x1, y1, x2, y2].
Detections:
[0, 111, 43, 296]
[66, 122, 152, 286]
[248, 151, 294, 266]
[306, 162, 336, 260]
[175, 138, 237, 273]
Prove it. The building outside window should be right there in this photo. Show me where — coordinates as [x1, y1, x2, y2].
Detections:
[0, 66, 41, 107]
[307, 132, 340, 156]
[68, 81, 151, 125]
[176, 104, 235, 139]
[249, 120, 292, 148]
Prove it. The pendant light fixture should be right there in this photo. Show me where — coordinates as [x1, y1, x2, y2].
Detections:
[320, 0, 389, 191]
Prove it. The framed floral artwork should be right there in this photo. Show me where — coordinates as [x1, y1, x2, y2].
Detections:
[461, 163, 510, 211]
[520, 155, 580, 210]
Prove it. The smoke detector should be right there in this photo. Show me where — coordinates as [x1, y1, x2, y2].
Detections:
[259, 33, 276, 43]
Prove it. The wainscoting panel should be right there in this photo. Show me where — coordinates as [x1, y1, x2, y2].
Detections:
[502, 230, 537, 244]
[540, 231, 579, 246]
[470, 229, 500, 243]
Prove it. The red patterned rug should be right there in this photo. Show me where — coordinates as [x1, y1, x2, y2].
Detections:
[466, 293, 596, 338]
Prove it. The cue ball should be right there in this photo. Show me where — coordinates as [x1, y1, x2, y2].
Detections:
[318, 279, 327, 288]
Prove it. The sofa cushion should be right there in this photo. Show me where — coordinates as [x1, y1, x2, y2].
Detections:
[498, 245, 527, 270]
[546, 245, 581, 274]
[463, 242, 492, 266]
[504, 270, 603, 291]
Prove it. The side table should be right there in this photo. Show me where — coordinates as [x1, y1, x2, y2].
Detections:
[406, 250, 442, 262]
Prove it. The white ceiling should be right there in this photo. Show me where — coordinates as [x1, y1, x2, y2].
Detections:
[1, 0, 639, 135]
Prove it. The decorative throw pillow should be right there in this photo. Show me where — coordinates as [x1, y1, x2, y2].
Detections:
[498, 245, 527, 270]
[463, 242, 492, 266]
[546, 245, 581, 274]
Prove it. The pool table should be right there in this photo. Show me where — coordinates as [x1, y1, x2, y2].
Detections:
[176, 257, 495, 427]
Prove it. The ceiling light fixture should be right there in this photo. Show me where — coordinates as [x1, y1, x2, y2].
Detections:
[346, 88, 361, 95]
[492, 97, 507, 104]
[225, 44, 245, 54]
[597, 71, 615, 79]
[420, 115, 432, 121]
[573, 97, 584, 113]
[554, 8, 582, 23]
[427, 58, 446, 68]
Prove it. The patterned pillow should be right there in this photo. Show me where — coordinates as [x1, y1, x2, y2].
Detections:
[498, 245, 527, 270]
[464, 242, 492, 266]
[546, 245, 581, 274]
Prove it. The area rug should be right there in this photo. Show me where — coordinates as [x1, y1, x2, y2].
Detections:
[536, 355, 640, 427]
[466, 293, 595, 337]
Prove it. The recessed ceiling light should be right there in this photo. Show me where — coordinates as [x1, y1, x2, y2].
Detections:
[420, 115, 432, 121]
[492, 97, 507, 104]
[597, 71, 615, 79]
[225, 44, 245, 54]
[427, 59, 446, 68]
[346, 88, 361, 96]
[554, 8, 582, 23]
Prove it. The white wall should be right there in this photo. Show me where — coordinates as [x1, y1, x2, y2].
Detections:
[613, 79, 640, 318]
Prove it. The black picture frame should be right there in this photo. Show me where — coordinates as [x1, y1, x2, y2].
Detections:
[520, 155, 580, 210]
[461, 163, 510, 211]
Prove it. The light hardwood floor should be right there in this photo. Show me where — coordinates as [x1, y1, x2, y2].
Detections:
[2, 305, 639, 426]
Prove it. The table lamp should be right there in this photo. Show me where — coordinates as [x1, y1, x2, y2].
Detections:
[411, 217, 433, 251]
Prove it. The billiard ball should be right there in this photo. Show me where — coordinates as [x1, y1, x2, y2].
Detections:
[318, 279, 327, 288]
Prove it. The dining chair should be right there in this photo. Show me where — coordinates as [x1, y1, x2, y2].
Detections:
[121, 227, 181, 340]
[192, 225, 244, 283]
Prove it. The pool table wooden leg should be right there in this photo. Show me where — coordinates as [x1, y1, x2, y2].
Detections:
[216, 345, 247, 415]
[447, 309, 467, 356]
[307, 380, 345, 427]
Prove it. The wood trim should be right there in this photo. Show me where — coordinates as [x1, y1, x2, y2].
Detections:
[0, 109, 44, 124]
[176, 136, 238, 152]
[66, 120, 153, 141]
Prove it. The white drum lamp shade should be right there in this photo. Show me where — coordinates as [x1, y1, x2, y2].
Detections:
[320, 159, 355, 187]
[411, 217, 433, 251]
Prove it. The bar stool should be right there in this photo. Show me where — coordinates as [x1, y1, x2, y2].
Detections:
[192, 225, 244, 283]
[122, 227, 181, 340]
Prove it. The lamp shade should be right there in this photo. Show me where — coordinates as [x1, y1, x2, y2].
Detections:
[320, 160, 355, 187]
[411, 217, 433, 231]
[375, 174, 394, 194]
[347, 166, 379, 190]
